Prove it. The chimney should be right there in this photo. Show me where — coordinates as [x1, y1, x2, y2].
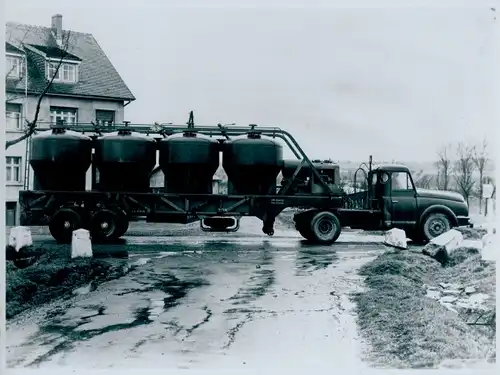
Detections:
[51, 14, 63, 46]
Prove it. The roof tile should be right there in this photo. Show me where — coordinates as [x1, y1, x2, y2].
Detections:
[6, 22, 135, 101]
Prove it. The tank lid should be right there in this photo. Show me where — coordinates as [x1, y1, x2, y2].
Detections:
[183, 110, 197, 137]
[117, 128, 132, 136]
[51, 126, 66, 135]
[247, 124, 261, 139]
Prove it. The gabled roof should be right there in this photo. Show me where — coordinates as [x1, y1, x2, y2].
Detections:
[5, 21, 135, 101]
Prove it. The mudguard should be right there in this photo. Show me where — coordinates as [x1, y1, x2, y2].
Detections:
[418, 205, 458, 228]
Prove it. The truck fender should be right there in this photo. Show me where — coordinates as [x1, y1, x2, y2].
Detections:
[418, 205, 458, 228]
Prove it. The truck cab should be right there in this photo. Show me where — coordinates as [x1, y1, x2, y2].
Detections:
[367, 165, 472, 241]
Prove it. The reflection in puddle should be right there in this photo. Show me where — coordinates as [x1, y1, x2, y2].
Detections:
[295, 246, 338, 275]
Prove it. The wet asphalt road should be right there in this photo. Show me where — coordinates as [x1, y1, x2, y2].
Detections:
[6, 218, 386, 371]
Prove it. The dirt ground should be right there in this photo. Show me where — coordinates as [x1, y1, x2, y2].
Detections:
[5, 216, 496, 370]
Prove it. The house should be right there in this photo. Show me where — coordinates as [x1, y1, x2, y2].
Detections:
[5, 14, 135, 226]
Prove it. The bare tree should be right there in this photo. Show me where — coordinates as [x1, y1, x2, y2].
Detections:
[5, 30, 73, 150]
[454, 143, 476, 204]
[473, 139, 489, 213]
[414, 173, 433, 189]
[435, 144, 453, 190]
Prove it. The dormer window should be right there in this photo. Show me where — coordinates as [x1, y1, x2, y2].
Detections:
[47, 60, 78, 83]
[6, 54, 23, 79]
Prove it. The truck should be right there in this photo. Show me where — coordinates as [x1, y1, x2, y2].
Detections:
[19, 114, 473, 244]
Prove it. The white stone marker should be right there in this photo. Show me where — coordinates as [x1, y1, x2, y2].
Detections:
[383, 228, 407, 249]
[8, 226, 33, 251]
[481, 230, 497, 261]
[71, 229, 93, 258]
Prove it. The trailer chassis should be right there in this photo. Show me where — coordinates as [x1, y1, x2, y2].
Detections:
[19, 189, 383, 244]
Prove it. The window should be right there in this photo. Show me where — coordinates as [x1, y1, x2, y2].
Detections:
[6, 55, 22, 78]
[391, 172, 412, 191]
[6, 202, 17, 226]
[6, 156, 22, 184]
[96, 110, 115, 127]
[50, 107, 77, 125]
[47, 61, 77, 83]
[6, 103, 22, 130]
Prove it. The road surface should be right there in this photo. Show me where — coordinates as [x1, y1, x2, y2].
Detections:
[6, 218, 386, 371]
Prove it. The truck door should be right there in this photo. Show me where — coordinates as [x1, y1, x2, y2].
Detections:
[390, 171, 417, 231]
[377, 171, 391, 227]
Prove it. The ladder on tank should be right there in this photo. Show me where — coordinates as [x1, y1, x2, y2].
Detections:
[23, 135, 31, 190]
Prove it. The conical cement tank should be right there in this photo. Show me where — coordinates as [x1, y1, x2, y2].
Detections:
[159, 132, 220, 194]
[30, 128, 92, 191]
[94, 129, 156, 192]
[222, 130, 283, 195]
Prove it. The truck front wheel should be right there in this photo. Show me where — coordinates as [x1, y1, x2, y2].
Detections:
[309, 211, 341, 245]
[421, 212, 451, 242]
[49, 208, 83, 244]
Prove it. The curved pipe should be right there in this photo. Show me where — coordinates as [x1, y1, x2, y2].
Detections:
[353, 167, 369, 194]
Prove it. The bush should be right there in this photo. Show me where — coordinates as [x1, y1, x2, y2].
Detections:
[355, 250, 495, 368]
[6, 248, 129, 319]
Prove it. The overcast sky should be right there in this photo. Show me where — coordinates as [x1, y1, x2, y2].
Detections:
[5, 0, 498, 162]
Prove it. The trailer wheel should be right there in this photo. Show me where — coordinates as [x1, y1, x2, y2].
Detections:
[295, 220, 313, 240]
[110, 207, 129, 238]
[90, 209, 121, 242]
[309, 211, 341, 245]
[294, 211, 316, 240]
[49, 208, 83, 244]
[422, 212, 451, 242]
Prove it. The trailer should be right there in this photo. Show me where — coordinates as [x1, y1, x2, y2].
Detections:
[19, 115, 472, 244]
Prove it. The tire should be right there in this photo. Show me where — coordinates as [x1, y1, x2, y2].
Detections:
[49, 208, 83, 244]
[421, 212, 451, 242]
[110, 207, 129, 238]
[308, 211, 342, 245]
[295, 220, 312, 240]
[90, 209, 121, 242]
[294, 212, 314, 240]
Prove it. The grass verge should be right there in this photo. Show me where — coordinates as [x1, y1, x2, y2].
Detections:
[353, 241, 496, 368]
[6, 246, 130, 319]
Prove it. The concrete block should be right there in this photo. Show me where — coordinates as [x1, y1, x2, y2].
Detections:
[422, 229, 463, 264]
[426, 290, 441, 300]
[465, 286, 476, 294]
[440, 295, 458, 304]
[442, 289, 462, 296]
[71, 229, 92, 258]
[8, 226, 33, 251]
[383, 228, 407, 249]
[481, 232, 497, 261]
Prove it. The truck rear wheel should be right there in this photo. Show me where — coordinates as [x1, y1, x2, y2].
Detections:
[422, 212, 451, 242]
[294, 211, 314, 240]
[295, 220, 313, 240]
[90, 209, 122, 242]
[49, 208, 83, 244]
[308, 211, 341, 245]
